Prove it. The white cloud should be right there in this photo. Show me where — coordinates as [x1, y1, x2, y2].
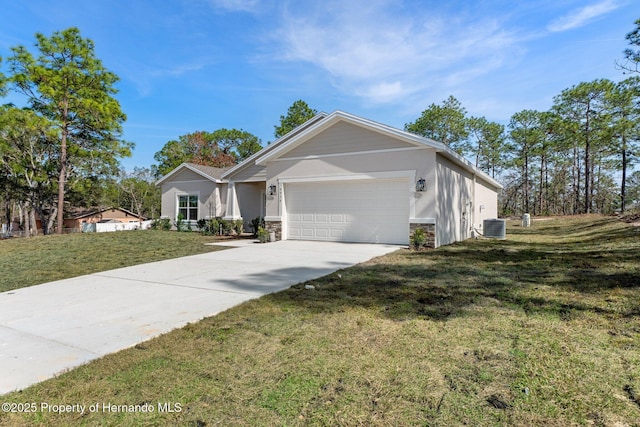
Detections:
[364, 81, 406, 103]
[547, 0, 620, 32]
[272, 0, 521, 105]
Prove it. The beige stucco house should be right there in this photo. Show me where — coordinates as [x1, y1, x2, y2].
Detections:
[157, 111, 502, 248]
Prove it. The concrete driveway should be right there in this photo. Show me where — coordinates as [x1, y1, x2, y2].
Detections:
[0, 240, 401, 395]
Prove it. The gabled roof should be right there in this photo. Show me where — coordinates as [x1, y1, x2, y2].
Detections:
[221, 112, 328, 180]
[156, 162, 231, 186]
[67, 207, 148, 220]
[252, 110, 502, 190]
[254, 110, 440, 165]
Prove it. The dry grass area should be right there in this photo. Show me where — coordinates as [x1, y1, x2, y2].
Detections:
[1, 215, 640, 426]
[0, 230, 228, 292]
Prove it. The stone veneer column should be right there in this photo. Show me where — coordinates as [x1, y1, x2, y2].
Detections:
[409, 223, 436, 249]
[264, 220, 282, 241]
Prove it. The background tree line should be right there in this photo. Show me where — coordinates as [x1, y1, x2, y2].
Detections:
[404, 77, 640, 217]
[0, 28, 131, 235]
[0, 25, 316, 239]
[404, 19, 640, 216]
[152, 99, 317, 178]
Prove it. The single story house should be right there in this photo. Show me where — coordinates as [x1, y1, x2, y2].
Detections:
[157, 111, 502, 248]
[63, 207, 148, 230]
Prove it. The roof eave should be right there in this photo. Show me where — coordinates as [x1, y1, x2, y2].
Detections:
[255, 110, 442, 166]
[155, 163, 225, 186]
[222, 112, 329, 180]
[434, 147, 503, 190]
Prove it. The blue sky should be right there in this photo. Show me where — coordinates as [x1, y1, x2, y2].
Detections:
[1, 0, 637, 171]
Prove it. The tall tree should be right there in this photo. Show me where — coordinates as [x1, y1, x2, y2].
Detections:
[153, 129, 261, 177]
[116, 167, 161, 220]
[0, 106, 58, 235]
[0, 57, 6, 97]
[607, 77, 640, 212]
[552, 79, 614, 214]
[405, 95, 469, 155]
[8, 27, 131, 234]
[210, 128, 262, 163]
[534, 112, 563, 215]
[627, 170, 640, 208]
[274, 100, 317, 139]
[508, 110, 543, 214]
[620, 18, 640, 74]
[466, 116, 507, 177]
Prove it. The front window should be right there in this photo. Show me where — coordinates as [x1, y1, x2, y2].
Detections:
[178, 195, 198, 221]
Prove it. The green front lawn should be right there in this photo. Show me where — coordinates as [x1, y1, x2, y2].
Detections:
[0, 230, 228, 292]
[1, 216, 639, 426]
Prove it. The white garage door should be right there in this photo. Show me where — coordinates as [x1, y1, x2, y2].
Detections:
[285, 178, 409, 244]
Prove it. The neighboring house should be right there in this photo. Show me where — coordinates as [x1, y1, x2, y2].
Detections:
[157, 111, 502, 248]
[63, 207, 148, 230]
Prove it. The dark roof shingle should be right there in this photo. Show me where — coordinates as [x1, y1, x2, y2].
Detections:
[185, 163, 232, 180]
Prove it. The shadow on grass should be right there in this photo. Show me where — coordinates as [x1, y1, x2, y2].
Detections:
[265, 223, 640, 322]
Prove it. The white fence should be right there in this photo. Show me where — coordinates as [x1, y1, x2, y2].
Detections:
[82, 220, 153, 233]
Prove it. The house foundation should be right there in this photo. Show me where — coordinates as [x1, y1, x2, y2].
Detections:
[264, 220, 282, 241]
[409, 222, 436, 249]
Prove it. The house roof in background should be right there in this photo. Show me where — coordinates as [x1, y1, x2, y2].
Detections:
[67, 207, 147, 220]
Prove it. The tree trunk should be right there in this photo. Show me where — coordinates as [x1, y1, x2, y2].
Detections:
[584, 108, 592, 214]
[56, 135, 67, 234]
[56, 107, 69, 234]
[539, 154, 545, 215]
[36, 202, 57, 236]
[523, 153, 530, 214]
[29, 209, 38, 236]
[22, 203, 31, 238]
[573, 146, 580, 215]
[47, 206, 57, 235]
[3, 200, 10, 233]
[621, 136, 627, 213]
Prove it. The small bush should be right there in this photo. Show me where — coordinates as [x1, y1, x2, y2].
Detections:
[217, 219, 233, 236]
[251, 217, 265, 236]
[234, 219, 244, 235]
[175, 214, 188, 232]
[198, 218, 221, 236]
[150, 218, 171, 231]
[257, 226, 269, 243]
[411, 228, 427, 250]
[209, 218, 221, 235]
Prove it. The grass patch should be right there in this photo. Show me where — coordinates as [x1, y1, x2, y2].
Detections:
[0, 230, 228, 292]
[1, 215, 640, 426]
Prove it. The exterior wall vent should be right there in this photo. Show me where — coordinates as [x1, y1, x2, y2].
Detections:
[483, 219, 506, 239]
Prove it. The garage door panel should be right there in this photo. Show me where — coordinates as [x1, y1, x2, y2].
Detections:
[330, 214, 344, 223]
[285, 179, 409, 244]
[288, 213, 301, 222]
[315, 227, 329, 238]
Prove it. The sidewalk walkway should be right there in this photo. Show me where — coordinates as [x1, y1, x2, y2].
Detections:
[0, 240, 401, 395]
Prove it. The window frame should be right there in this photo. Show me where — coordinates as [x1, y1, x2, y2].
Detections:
[177, 194, 199, 222]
